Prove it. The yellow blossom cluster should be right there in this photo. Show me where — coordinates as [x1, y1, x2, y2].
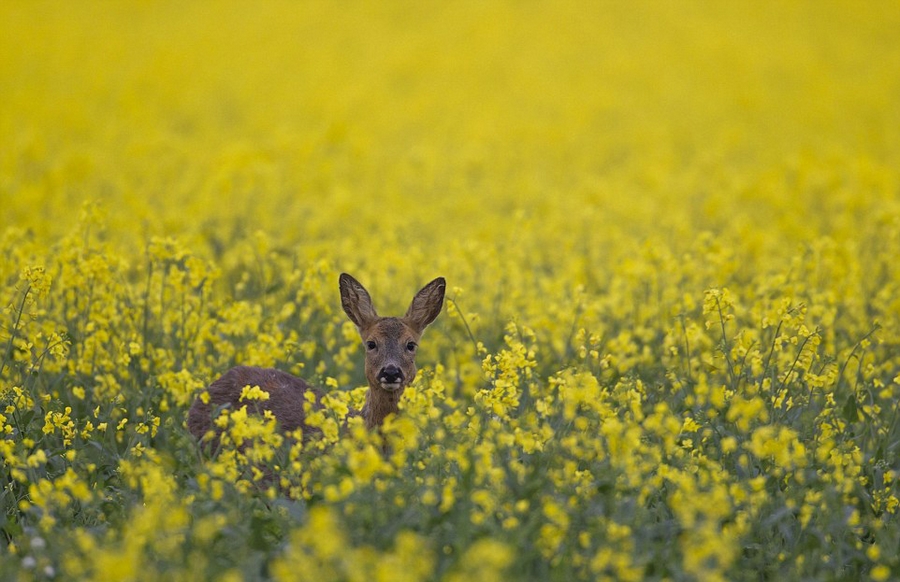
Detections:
[2, 1, 900, 580]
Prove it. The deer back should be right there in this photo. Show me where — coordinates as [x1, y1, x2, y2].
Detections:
[187, 365, 324, 446]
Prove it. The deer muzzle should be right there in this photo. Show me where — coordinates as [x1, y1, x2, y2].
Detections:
[378, 364, 404, 391]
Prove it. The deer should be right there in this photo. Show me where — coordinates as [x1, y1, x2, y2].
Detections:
[187, 273, 446, 450]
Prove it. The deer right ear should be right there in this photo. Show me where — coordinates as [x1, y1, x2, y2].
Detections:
[340, 273, 378, 329]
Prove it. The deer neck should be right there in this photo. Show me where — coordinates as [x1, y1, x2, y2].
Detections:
[361, 385, 403, 429]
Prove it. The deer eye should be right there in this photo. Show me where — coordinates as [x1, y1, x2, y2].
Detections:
[406, 341, 417, 352]
[366, 341, 377, 351]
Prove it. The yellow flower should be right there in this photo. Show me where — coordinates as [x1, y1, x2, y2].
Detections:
[445, 539, 513, 582]
[26, 449, 47, 468]
[239, 384, 271, 401]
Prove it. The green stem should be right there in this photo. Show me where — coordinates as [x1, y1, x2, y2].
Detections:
[0, 283, 32, 380]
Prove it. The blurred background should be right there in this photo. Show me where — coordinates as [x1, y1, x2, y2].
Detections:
[2, 1, 898, 254]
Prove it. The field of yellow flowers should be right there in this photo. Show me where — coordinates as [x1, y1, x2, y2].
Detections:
[3, 1, 900, 580]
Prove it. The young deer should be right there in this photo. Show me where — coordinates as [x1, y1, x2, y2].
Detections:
[187, 273, 446, 446]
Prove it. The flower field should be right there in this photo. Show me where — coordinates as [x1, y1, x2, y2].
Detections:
[2, 1, 900, 580]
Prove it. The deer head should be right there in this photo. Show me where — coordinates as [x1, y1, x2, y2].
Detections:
[339, 273, 445, 426]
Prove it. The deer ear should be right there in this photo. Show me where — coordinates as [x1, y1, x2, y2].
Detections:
[340, 273, 378, 329]
[405, 277, 446, 334]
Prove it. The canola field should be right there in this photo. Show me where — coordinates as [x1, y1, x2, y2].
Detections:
[2, 1, 900, 580]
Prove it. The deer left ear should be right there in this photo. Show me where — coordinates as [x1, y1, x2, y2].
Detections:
[405, 277, 446, 334]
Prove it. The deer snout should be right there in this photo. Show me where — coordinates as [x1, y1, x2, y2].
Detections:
[378, 364, 404, 388]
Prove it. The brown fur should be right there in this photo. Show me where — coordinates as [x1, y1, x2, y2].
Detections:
[359, 376, 405, 429]
[187, 274, 445, 447]
[186, 365, 324, 448]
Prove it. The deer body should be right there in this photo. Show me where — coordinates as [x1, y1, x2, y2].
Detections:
[187, 274, 446, 445]
[187, 365, 324, 443]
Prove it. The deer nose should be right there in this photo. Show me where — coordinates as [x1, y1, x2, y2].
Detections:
[379, 365, 404, 384]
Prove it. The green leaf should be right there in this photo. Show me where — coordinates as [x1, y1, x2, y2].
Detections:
[841, 394, 859, 423]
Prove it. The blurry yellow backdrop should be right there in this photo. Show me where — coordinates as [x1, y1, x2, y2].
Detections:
[3, 1, 898, 250]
